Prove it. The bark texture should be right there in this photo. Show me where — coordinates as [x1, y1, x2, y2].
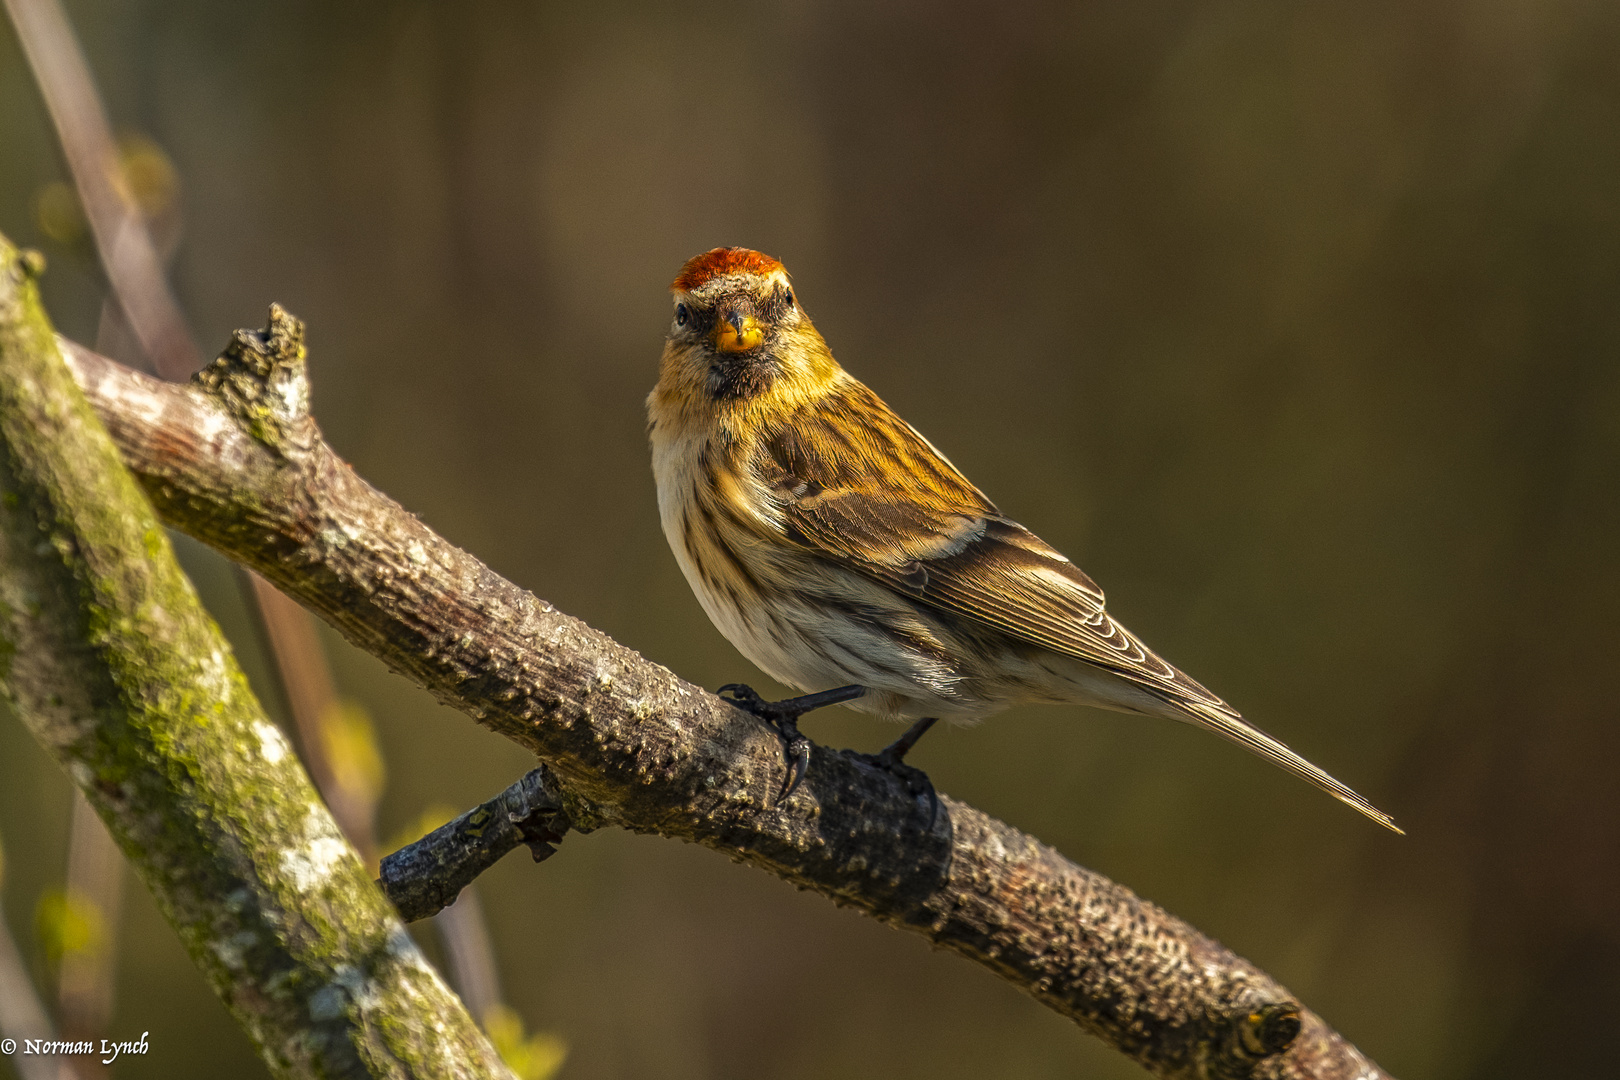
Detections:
[0, 237, 513, 1078]
[56, 300, 1394, 1080]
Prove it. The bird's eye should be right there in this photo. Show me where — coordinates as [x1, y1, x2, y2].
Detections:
[675, 303, 689, 327]
[784, 290, 794, 307]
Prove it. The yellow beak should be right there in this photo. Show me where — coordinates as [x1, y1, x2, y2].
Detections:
[713, 309, 764, 353]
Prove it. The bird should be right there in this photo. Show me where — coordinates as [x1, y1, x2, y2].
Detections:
[647, 246, 1400, 833]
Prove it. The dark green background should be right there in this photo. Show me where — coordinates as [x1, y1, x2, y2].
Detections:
[3, 2, 1617, 1077]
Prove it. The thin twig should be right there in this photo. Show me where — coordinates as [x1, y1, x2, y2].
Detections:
[54, 792, 124, 1077]
[0, 0, 197, 376]
[0, 862, 68, 1080]
[435, 891, 501, 1025]
[58, 315, 1396, 1080]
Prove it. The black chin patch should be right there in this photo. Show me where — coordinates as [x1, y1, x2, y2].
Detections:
[709, 355, 776, 400]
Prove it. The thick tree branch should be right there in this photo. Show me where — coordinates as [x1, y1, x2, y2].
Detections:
[58, 305, 1393, 1080]
[0, 239, 512, 1078]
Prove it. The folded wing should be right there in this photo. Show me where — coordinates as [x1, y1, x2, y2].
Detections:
[759, 382, 1400, 832]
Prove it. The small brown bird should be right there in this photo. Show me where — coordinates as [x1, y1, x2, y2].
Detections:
[648, 247, 1399, 833]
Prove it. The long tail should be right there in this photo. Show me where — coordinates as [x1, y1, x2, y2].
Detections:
[1166, 698, 1402, 834]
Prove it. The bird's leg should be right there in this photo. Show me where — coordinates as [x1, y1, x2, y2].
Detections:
[875, 716, 938, 768]
[717, 683, 866, 805]
[856, 717, 942, 830]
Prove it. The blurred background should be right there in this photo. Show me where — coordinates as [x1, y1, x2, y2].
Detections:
[2, 1, 1618, 1077]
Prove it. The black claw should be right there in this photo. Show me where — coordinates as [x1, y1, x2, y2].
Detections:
[717, 683, 865, 806]
[892, 761, 941, 831]
[779, 736, 811, 805]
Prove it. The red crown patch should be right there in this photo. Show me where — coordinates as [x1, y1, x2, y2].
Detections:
[671, 248, 786, 292]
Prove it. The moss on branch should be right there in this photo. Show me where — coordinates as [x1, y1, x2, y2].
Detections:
[0, 234, 512, 1079]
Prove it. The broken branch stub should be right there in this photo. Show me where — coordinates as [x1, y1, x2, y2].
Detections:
[379, 768, 570, 923]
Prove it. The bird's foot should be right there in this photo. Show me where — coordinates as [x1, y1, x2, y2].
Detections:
[852, 717, 941, 830]
[718, 683, 866, 805]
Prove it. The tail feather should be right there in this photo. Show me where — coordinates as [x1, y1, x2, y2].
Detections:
[1169, 699, 1403, 834]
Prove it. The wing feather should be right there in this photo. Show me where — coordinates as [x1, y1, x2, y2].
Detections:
[761, 382, 1223, 709]
[756, 380, 1401, 833]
